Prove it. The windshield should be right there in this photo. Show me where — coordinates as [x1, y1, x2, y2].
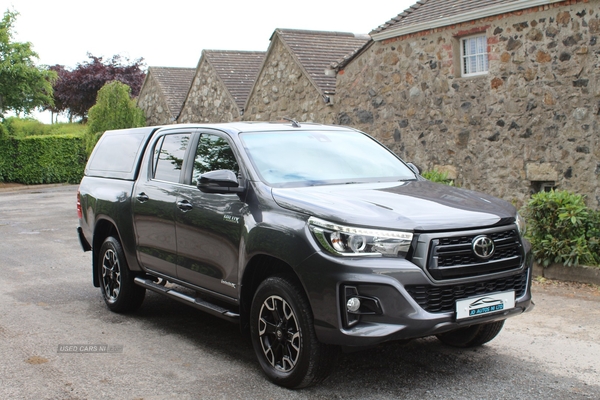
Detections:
[240, 130, 416, 187]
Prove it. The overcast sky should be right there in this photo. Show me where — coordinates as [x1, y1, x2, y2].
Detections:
[2, 0, 415, 122]
[5, 0, 415, 69]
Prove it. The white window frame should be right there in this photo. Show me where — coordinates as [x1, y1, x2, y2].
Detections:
[460, 34, 489, 77]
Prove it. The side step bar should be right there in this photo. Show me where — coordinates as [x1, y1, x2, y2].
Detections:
[134, 277, 239, 323]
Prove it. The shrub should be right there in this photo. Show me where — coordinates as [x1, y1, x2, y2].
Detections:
[521, 190, 600, 267]
[85, 81, 145, 154]
[422, 169, 455, 186]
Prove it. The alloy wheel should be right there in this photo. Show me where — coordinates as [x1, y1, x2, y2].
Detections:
[257, 295, 301, 372]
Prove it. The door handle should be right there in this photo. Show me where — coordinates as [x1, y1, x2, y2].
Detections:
[177, 200, 193, 212]
[136, 192, 149, 202]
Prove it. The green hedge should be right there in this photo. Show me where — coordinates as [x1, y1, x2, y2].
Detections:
[521, 190, 600, 267]
[0, 135, 86, 184]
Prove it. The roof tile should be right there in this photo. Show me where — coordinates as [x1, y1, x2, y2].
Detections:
[204, 50, 266, 109]
[275, 29, 369, 95]
[371, 0, 521, 35]
[149, 67, 196, 117]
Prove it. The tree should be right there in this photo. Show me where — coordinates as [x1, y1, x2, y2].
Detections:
[0, 10, 56, 117]
[48, 54, 145, 121]
[85, 80, 145, 154]
[45, 64, 69, 122]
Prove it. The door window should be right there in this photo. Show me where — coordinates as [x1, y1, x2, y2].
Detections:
[153, 134, 191, 183]
[192, 134, 239, 185]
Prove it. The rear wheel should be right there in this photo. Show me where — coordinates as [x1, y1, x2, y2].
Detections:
[436, 320, 505, 347]
[98, 236, 145, 313]
[250, 275, 338, 389]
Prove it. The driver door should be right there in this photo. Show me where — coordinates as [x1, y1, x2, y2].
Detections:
[175, 132, 247, 298]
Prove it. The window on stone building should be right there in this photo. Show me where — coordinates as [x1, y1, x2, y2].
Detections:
[461, 34, 488, 77]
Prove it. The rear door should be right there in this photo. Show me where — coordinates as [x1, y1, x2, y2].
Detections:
[175, 131, 247, 298]
[132, 130, 193, 277]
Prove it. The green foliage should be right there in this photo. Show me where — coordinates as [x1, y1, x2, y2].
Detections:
[521, 190, 600, 267]
[0, 9, 57, 116]
[2, 116, 46, 137]
[85, 81, 145, 154]
[1, 116, 86, 138]
[0, 134, 86, 184]
[422, 169, 455, 186]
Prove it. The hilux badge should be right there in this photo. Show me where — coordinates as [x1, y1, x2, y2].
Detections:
[472, 235, 494, 259]
[223, 214, 240, 224]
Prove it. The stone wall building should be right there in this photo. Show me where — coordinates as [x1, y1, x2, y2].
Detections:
[331, 0, 599, 207]
[243, 29, 369, 123]
[178, 50, 265, 123]
[137, 67, 196, 125]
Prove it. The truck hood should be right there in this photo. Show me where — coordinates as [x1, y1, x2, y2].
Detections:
[271, 181, 516, 231]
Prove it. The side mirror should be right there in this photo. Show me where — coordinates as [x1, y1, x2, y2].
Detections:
[407, 163, 420, 175]
[198, 170, 244, 194]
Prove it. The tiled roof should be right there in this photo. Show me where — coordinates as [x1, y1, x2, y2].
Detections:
[275, 29, 370, 95]
[149, 67, 196, 117]
[371, 0, 525, 36]
[204, 50, 266, 110]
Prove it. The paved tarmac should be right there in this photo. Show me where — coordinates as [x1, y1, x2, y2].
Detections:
[0, 185, 598, 399]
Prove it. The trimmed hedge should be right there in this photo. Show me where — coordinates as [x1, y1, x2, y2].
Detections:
[0, 134, 86, 184]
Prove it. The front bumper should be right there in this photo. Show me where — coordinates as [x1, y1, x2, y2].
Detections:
[295, 250, 533, 348]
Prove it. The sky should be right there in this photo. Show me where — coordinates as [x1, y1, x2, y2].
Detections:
[2, 0, 416, 122]
[6, 0, 415, 69]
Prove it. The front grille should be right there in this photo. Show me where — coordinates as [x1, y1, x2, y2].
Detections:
[405, 271, 529, 314]
[427, 228, 523, 280]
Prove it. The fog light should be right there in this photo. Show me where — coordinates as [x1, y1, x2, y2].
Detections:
[347, 297, 361, 313]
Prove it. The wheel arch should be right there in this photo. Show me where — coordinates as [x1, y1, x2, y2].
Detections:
[239, 254, 305, 336]
[92, 218, 120, 287]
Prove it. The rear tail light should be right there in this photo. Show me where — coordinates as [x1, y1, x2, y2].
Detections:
[76, 190, 82, 219]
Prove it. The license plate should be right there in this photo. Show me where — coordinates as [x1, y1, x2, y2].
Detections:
[456, 291, 515, 320]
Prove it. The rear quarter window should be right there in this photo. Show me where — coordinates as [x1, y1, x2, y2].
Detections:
[86, 128, 157, 180]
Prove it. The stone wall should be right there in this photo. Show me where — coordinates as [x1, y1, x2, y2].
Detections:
[333, 0, 599, 208]
[137, 74, 175, 126]
[178, 60, 241, 123]
[243, 36, 336, 123]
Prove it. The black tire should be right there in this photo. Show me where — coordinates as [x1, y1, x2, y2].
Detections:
[250, 275, 339, 389]
[98, 236, 145, 313]
[436, 320, 505, 348]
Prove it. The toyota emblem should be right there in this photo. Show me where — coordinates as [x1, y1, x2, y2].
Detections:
[472, 235, 495, 259]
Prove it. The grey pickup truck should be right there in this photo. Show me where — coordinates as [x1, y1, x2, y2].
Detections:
[77, 121, 533, 388]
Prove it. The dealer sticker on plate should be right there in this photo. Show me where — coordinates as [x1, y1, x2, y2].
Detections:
[456, 291, 515, 320]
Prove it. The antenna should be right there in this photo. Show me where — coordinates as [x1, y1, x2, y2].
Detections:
[282, 117, 301, 128]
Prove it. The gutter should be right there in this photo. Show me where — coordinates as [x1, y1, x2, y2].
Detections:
[371, 0, 565, 41]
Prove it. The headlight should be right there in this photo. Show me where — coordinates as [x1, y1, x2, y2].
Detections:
[516, 212, 526, 237]
[308, 217, 413, 258]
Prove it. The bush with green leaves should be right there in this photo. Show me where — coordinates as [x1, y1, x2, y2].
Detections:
[85, 80, 145, 155]
[422, 169, 455, 186]
[0, 134, 86, 184]
[520, 190, 600, 267]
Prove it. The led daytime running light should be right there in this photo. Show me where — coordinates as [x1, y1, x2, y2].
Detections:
[309, 217, 413, 241]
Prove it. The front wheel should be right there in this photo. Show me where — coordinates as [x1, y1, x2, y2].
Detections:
[436, 320, 505, 348]
[250, 275, 338, 389]
[98, 236, 145, 313]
